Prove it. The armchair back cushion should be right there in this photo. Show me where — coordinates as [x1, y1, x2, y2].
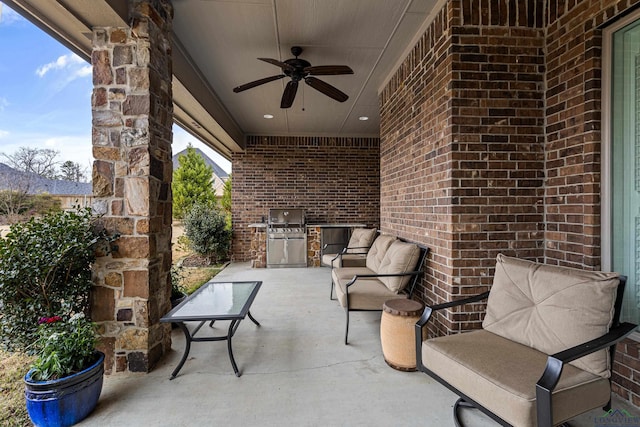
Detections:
[482, 254, 620, 378]
[365, 234, 396, 272]
[345, 228, 377, 254]
[377, 241, 421, 292]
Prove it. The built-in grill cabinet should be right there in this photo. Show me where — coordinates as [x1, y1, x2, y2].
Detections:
[266, 209, 307, 268]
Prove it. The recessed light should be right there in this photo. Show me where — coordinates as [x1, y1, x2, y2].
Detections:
[358, 116, 369, 121]
[263, 114, 274, 119]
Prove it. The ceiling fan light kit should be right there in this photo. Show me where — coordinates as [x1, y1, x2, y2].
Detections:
[233, 46, 354, 109]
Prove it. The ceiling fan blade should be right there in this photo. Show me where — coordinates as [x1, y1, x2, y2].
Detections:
[258, 58, 295, 72]
[304, 77, 349, 102]
[280, 80, 299, 108]
[304, 65, 354, 76]
[233, 75, 285, 93]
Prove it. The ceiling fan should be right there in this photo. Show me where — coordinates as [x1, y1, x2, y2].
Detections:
[233, 46, 354, 109]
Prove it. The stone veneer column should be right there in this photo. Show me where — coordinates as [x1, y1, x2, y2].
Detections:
[90, 0, 174, 374]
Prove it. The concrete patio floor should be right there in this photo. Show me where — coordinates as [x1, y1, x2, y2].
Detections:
[79, 263, 639, 426]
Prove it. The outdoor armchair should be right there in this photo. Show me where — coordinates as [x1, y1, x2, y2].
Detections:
[415, 254, 637, 427]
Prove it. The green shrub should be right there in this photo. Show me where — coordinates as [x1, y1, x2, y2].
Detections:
[0, 208, 116, 353]
[183, 203, 231, 263]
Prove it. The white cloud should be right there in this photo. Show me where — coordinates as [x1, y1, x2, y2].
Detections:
[0, 96, 8, 112]
[0, 4, 26, 26]
[0, 129, 9, 139]
[36, 54, 84, 78]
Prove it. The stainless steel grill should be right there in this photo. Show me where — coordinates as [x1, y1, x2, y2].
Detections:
[266, 208, 307, 268]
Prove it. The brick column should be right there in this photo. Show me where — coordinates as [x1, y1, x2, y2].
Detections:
[90, 0, 174, 374]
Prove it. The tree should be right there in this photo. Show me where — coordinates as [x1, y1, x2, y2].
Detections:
[2, 147, 60, 179]
[172, 145, 217, 219]
[0, 170, 32, 216]
[221, 174, 232, 229]
[59, 160, 87, 182]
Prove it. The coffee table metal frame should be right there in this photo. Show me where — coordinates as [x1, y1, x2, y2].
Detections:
[160, 281, 262, 378]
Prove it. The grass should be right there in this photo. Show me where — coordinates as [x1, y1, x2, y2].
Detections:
[182, 265, 225, 294]
[0, 349, 33, 427]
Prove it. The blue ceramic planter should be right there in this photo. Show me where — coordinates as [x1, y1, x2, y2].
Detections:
[24, 351, 104, 427]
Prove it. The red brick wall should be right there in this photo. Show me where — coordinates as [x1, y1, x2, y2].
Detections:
[231, 136, 380, 261]
[381, 0, 545, 336]
[543, 0, 640, 406]
[380, 0, 640, 405]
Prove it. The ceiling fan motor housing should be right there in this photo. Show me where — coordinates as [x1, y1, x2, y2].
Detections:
[284, 58, 311, 81]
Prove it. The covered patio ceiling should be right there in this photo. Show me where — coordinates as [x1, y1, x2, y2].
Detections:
[4, 0, 441, 160]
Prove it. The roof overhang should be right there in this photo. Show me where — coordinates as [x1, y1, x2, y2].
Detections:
[3, 0, 243, 160]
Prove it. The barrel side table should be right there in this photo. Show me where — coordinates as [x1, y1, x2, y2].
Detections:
[380, 298, 425, 371]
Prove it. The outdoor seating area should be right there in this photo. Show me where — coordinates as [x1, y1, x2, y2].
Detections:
[79, 263, 639, 426]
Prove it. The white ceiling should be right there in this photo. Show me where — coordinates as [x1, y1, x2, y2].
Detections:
[5, 0, 441, 157]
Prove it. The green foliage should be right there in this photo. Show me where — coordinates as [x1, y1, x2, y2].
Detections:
[0, 208, 116, 353]
[221, 174, 232, 230]
[172, 145, 217, 219]
[29, 313, 97, 381]
[183, 203, 231, 263]
[170, 264, 186, 299]
[176, 234, 191, 253]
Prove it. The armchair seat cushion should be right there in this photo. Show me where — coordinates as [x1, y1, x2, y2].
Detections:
[423, 330, 610, 427]
[332, 267, 406, 309]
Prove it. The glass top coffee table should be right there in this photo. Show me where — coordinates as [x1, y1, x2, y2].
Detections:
[160, 281, 262, 378]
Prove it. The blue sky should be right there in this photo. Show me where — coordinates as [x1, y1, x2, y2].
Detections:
[0, 3, 231, 175]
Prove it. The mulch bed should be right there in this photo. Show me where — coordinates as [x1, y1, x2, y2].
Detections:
[180, 254, 213, 267]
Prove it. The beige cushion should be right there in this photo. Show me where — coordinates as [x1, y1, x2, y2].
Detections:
[345, 228, 377, 254]
[483, 254, 620, 378]
[333, 271, 406, 309]
[423, 330, 610, 427]
[322, 253, 340, 267]
[366, 234, 396, 272]
[377, 241, 420, 292]
[322, 253, 367, 268]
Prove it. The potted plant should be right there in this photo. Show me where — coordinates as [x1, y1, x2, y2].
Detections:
[24, 313, 104, 427]
[0, 207, 117, 427]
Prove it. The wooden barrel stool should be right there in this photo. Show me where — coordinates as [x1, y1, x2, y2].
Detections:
[380, 298, 425, 371]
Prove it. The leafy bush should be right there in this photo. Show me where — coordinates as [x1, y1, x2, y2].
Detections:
[170, 264, 186, 299]
[183, 203, 231, 263]
[0, 208, 116, 353]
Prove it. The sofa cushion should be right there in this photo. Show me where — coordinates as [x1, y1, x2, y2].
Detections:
[423, 330, 610, 427]
[377, 241, 421, 292]
[483, 254, 620, 378]
[346, 228, 377, 254]
[333, 273, 406, 309]
[322, 253, 366, 268]
[365, 234, 396, 272]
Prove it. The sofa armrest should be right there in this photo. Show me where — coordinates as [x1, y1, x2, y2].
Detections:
[414, 291, 490, 371]
[535, 322, 637, 427]
[345, 271, 422, 288]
